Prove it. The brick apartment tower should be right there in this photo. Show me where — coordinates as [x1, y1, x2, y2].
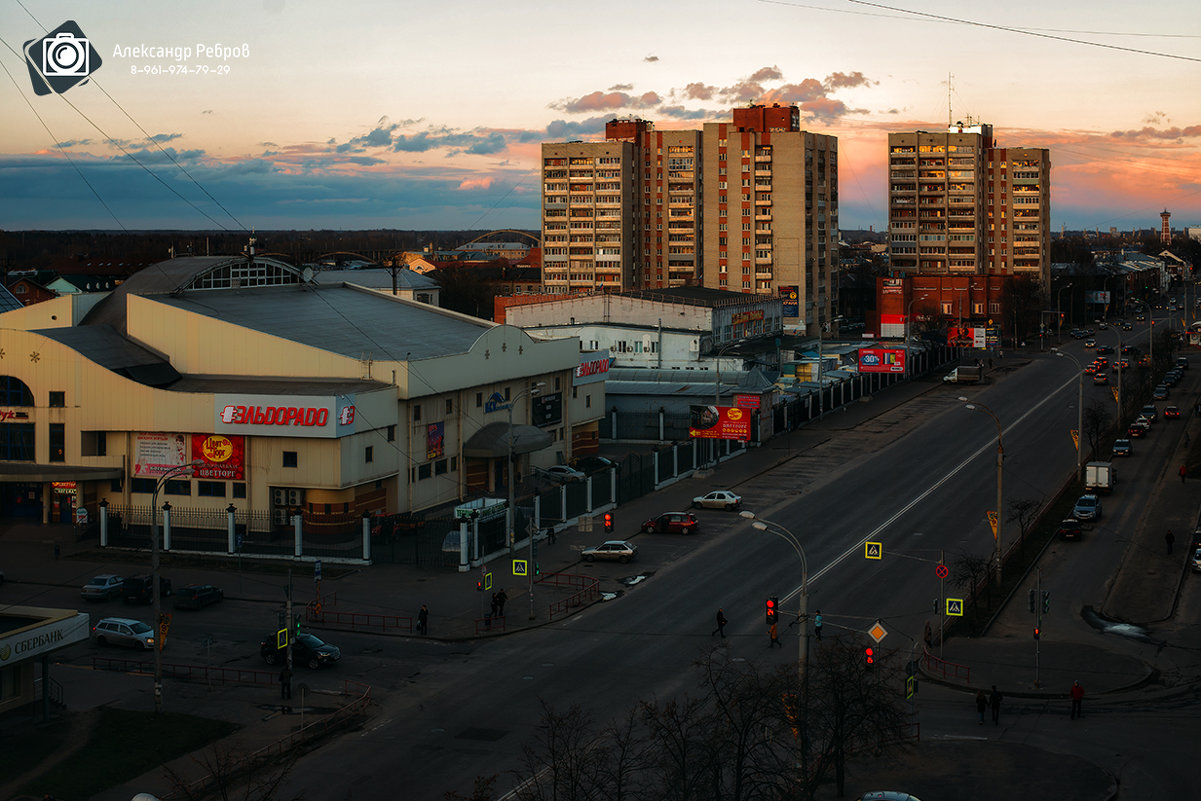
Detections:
[1161, 209, 1171, 245]
[887, 122, 1050, 289]
[701, 105, 840, 335]
[540, 120, 701, 293]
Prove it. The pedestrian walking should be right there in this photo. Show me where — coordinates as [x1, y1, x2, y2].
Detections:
[279, 667, 292, 701]
[1070, 680, 1085, 719]
[53, 543, 61, 560]
[712, 608, 728, 638]
[769, 621, 782, 648]
[546, 526, 557, 545]
[1166, 529, 1175, 555]
[989, 685, 1003, 725]
[496, 589, 508, 616]
[418, 603, 429, 635]
[975, 690, 988, 725]
[1180, 464, 1187, 483]
[490, 593, 499, 617]
[813, 610, 823, 641]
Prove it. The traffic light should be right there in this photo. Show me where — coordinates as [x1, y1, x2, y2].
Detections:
[1028, 589, 1036, 613]
[1033, 626, 1040, 640]
[476, 580, 483, 591]
[1042, 590, 1051, 613]
[535, 562, 541, 576]
[604, 512, 613, 533]
[765, 596, 778, 624]
[865, 647, 875, 666]
[294, 614, 302, 637]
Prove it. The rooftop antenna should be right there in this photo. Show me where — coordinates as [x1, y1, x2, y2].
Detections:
[947, 72, 953, 128]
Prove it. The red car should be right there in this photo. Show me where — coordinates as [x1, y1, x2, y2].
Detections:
[641, 512, 700, 535]
[1164, 405, 1181, 419]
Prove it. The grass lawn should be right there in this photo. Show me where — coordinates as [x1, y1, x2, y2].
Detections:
[13, 707, 238, 800]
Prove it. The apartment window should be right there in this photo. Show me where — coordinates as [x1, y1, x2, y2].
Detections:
[80, 430, 107, 456]
[233, 483, 247, 498]
[586, 394, 592, 408]
[197, 481, 226, 497]
[435, 459, 448, 475]
[412, 404, 421, 422]
[131, 478, 156, 494]
[475, 392, 483, 408]
[941, 302, 953, 315]
[48, 423, 64, 462]
[445, 398, 454, 414]
[418, 463, 432, 480]
[365, 446, 374, 463]
[48, 391, 65, 407]
[283, 451, 298, 468]
[386, 425, 395, 442]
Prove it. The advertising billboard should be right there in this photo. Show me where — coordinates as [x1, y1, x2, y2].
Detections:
[135, 432, 245, 479]
[688, 405, 751, 441]
[779, 286, 799, 317]
[858, 348, 907, 373]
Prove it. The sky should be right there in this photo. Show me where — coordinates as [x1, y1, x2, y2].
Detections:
[0, 0, 1199, 234]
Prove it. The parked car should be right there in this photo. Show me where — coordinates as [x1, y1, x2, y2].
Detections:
[581, 540, 638, 563]
[174, 583, 224, 610]
[260, 631, 341, 669]
[641, 511, 700, 534]
[1072, 494, 1102, 521]
[1111, 439, 1132, 457]
[571, 455, 616, 474]
[542, 465, 586, 483]
[692, 490, 742, 510]
[92, 617, 155, 649]
[1192, 548, 1201, 573]
[1056, 518, 1083, 541]
[1164, 405, 1181, 420]
[122, 574, 172, 604]
[856, 793, 924, 801]
[81, 574, 124, 601]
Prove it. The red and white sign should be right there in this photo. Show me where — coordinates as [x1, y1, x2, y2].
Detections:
[734, 394, 761, 409]
[213, 394, 357, 439]
[0, 409, 31, 422]
[689, 405, 751, 441]
[858, 348, 907, 374]
[191, 434, 246, 480]
[574, 350, 611, 386]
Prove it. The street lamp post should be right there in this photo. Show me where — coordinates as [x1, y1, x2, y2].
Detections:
[150, 459, 202, 715]
[959, 398, 1004, 584]
[1056, 283, 1073, 343]
[1052, 349, 1085, 480]
[816, 315, 844, 420]
[713, 340, 745, 466]
[502, 382, 545, 620]
[905, 297, 920, 380]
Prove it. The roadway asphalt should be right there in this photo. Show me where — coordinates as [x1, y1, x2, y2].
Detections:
[4, 348, 1199, 801]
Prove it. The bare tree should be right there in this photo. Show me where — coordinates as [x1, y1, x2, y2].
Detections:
[1082, 399, 1112, 458]
[161, 743, 300, 801]
[951, 550, 993, 628]
[1007, 497, 1042, 546]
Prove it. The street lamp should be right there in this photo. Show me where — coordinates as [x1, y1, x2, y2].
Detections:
[502, 381, 545, 620]
[1056, 283, 1073, 343]
[817, 315, 844, 419]
[150, 459, 202, 715]
[1052, 349, 1085, 480]
[958, 398, 1004, 584]
[905, 296, 921, 380]
[739, 510, 811, 783]
[1130, 298, 1154, 369]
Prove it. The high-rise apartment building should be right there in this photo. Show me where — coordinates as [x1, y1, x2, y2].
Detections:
[540, 120, 701, 294]
[887, 123, 1050, 287]
[700, 106, 839, 334]
[539, 106, 838, 333]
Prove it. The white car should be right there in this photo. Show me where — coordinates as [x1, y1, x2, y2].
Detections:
[81, 574, 124, 601]
[92, 617, 156, 649]
[692, 490, 742, 510]
[543, 465, 585, 483]
[581, 540, 638, 563]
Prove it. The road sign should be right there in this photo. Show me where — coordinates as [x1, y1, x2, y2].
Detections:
[513, 559, 528, 576]
[276, 628, 288, 649]
[906, 674, 917, 700]
[986, 511, 998, 539]
[946, 598, 964, 617]
[74, 506, 88, 525]
[1110, 386, 1119, 404]
[868, 620, 888, 643]
[935, 563, 949, 579]
[1070, 429, 1079, 451]
[484, 571, 493, 591]
[864, 541, 883, 560]
[314, 559, 322, 582]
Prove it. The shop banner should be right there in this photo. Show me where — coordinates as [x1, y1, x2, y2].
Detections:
[859, 348, 907, 373]
[135, 433, 245, 479]
[688, 405, 751, 441]
[133, 432, 189, 477]
[779, 286, 799, 317]
[191, 434, 245, 480]
[427, 422, 445, 459]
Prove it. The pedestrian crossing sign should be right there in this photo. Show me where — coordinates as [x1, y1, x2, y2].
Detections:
[513, 559, 528, 576]
[484, 571, 493, 591]
[946, 598, 964, 617]
[864, 541, 883, 560]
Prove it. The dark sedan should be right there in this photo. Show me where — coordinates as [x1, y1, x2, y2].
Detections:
[174, 584, 224, 610]
[261, 632, 341, 669]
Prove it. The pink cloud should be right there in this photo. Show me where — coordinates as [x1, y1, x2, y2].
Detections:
[749, 66, 783, 82]
[720, 81, 764, 103]
[683, 82, 716, 100]
[458, 177, 493, 190]
[824, 71, 874, 90]
[557, 90, 660, 113]
[1109, 125, 1201, 141]
[762, 79, 826, 104]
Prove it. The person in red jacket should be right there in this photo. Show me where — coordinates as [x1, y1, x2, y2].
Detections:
[1070, 680, 1085, 719]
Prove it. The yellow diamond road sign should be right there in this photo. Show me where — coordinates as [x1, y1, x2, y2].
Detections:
[987, 511, 998, 539]
[868, 620, 888, 643]
[864, 541, 883, 560]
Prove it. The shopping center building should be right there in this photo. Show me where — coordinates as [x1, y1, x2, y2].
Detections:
[0, 255, 603, 541]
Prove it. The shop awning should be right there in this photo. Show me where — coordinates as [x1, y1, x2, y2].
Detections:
[0, 463, 124, 482]
[462, 423, 552, 459]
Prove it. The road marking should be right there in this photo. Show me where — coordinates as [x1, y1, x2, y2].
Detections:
[770, 372, 1079, 602]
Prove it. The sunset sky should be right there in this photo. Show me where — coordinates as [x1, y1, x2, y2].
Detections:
[1, 0, 1199, 233]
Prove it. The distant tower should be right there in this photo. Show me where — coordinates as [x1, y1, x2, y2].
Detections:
[1161, 209, 1171, 245]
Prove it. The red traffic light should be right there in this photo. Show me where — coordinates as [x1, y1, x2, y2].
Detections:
[865, 647, 875, 665]
[765, 597, 778, 624]
[1033, 627, 1040, 640]
[603, 513, 613, 532]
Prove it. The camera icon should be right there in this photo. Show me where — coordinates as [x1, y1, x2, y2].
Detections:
[24, 20, 102, 95]
[43, 32, 90, 76]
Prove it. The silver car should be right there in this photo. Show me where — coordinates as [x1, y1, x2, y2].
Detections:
[92, 617, 155, 649]
[692, 490, 742, 510]
[581, 540, 638, 563]
[81, 574, 124, 601]
[1072, 494, 1102, 521]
